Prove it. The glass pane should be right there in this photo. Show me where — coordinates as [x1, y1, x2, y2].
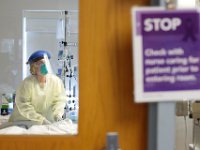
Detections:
[0, 0, 79, 135]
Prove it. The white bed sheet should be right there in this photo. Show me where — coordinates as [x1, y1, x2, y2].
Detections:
[0, 119, 78, 135]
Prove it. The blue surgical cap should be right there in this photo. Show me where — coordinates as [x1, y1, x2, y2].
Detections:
[26, 50, 51, 64]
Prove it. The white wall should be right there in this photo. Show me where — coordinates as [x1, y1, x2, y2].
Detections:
[0, 0, 78, 94]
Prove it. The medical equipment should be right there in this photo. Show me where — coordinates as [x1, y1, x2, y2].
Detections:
[55, 11, 79, 123]
[58, 46, 79, 122]
[0, 93, 14, 116]
[176, 100, 200, 150]
[176, 101, 189, 117]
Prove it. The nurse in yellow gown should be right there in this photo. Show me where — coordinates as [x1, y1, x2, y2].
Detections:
[9, 50, 67, 125]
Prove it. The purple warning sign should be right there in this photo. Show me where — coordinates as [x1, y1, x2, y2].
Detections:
[132, 7, 200, 102]
[141, 11, 200, 92]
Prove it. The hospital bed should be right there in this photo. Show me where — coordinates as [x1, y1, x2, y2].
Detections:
[0, 118, 77, 135]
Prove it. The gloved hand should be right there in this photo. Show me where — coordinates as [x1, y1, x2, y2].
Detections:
[42, 118, 51, 125]
[54, 115, 63, 122]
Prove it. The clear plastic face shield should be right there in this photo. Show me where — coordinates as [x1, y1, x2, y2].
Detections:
[30, 53, 54, 76]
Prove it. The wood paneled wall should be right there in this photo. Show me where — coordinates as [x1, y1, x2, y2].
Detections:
[0, 0, 150, 150]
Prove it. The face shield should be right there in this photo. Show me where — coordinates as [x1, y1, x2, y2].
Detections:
[27, 50, 54, 76]
[34, 56, 53, 76]
[43, 53, 53, 75]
